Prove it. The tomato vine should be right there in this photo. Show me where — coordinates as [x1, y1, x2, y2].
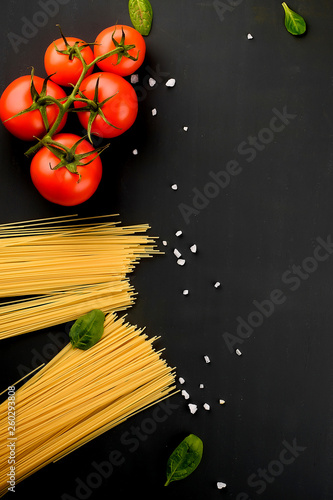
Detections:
[23, 26, 135, 158]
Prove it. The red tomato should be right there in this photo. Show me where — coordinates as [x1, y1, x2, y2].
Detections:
[74, 72, 138, 138]
[94, 25, 146, 76]
[44, 37, 95, 87]
[30, 133, 103, 206]
[0, 75, 67, 141]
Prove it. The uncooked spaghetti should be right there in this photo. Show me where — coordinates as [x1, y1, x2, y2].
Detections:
[0, 313, 177, 497]
[0, 214, 160, 339]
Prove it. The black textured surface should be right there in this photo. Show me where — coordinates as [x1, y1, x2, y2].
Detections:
[1, 1, 333, 499]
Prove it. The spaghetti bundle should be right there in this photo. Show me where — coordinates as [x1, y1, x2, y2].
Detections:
[0, 281, 133, 339]
[0, 215, 160, 339]
[0, 313, 177, 496]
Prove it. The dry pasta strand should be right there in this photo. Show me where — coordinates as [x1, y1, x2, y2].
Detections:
[0, 364, 44, 397]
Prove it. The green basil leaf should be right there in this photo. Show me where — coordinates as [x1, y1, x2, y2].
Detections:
[164, 434, 203, 486]
[69, 309, 105, 350]
[282, 2, 306, 36]
[128, 0, 153, 36]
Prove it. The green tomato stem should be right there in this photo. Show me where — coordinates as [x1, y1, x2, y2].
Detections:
[25, 43, 124, 157]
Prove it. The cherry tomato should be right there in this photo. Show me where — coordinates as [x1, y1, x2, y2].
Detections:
[0, 75, 67, 141]
[30, 133, 103, 206]
[74, 72, 138, 138]
[94, 25, 146, 76]
[44, 37, 95, 87]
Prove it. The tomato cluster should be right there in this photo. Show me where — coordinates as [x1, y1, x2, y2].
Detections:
[0, 25, 146, 206]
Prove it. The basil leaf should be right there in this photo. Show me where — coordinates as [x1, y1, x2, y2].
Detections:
[164, 434, 203, 486]
[128, 0, 153, 36]
[282, 2, 306, 36]
[69, 309, 105, 350]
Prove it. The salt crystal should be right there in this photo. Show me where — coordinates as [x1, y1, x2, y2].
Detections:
[236, 349, 242, 356]
[203, 403, 210, 410]
[217, 482, 227, 489]
[183, 126, 188, 131]
[182, 390, 190, 400]
[190, 244, 197, 253]
[174, 249, 181, 258]
[188, 403, 197, 414]
[183, 290, 189, 296]
[171, 184, 178, 190]
[177, 258, 186, 266]
[175, 230, 182, 237]
[219, 399, 226, 405]
[204, 355, 210, 364]
[162, 241, 167, 246]
[199, 384, 204, 389]
[165, 78, 176, 87]
[214, 282, 221, 288]
[247, 33, 253, 40]
[130, 74, 139, 84]
[148, 77, 156, 87]
[132, 149, 138, 155]
[178, 377, 185, 384]
[151, 108, 157, 116]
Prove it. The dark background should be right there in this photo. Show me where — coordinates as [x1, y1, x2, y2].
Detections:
[1, 1, 333, 499]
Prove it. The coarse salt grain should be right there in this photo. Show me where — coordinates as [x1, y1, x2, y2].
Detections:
[178, 377, 185, 384]
[219, 399, 226, 405]
[190, 244, 197, 253]
[174, 249, 181, 258]
[247, 33, 253, 39]
[188, 403, 197, 414]
[214, 282, 221, 288]
[165, 78, 176, 87]
[177, 258, 186, 266]
[130, 74, 139, 84]
[162, 241, 167, 246]
[236, 349, 242, 356]
[182, 390, 190, 400]
[151, 108, 157, 116]
[203, 403, 210, 410]
[183, 290, 189, 296]
[148, 77, 156, 87]
[183, 126, 188, 131]
[204, 355, 211, 364]
[175, 230, 182, 237]
[132, 149, 138, 155]
[217, 482, 227, 489]
[171, 184, 178, 190]
[199, 384, 204, 389]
